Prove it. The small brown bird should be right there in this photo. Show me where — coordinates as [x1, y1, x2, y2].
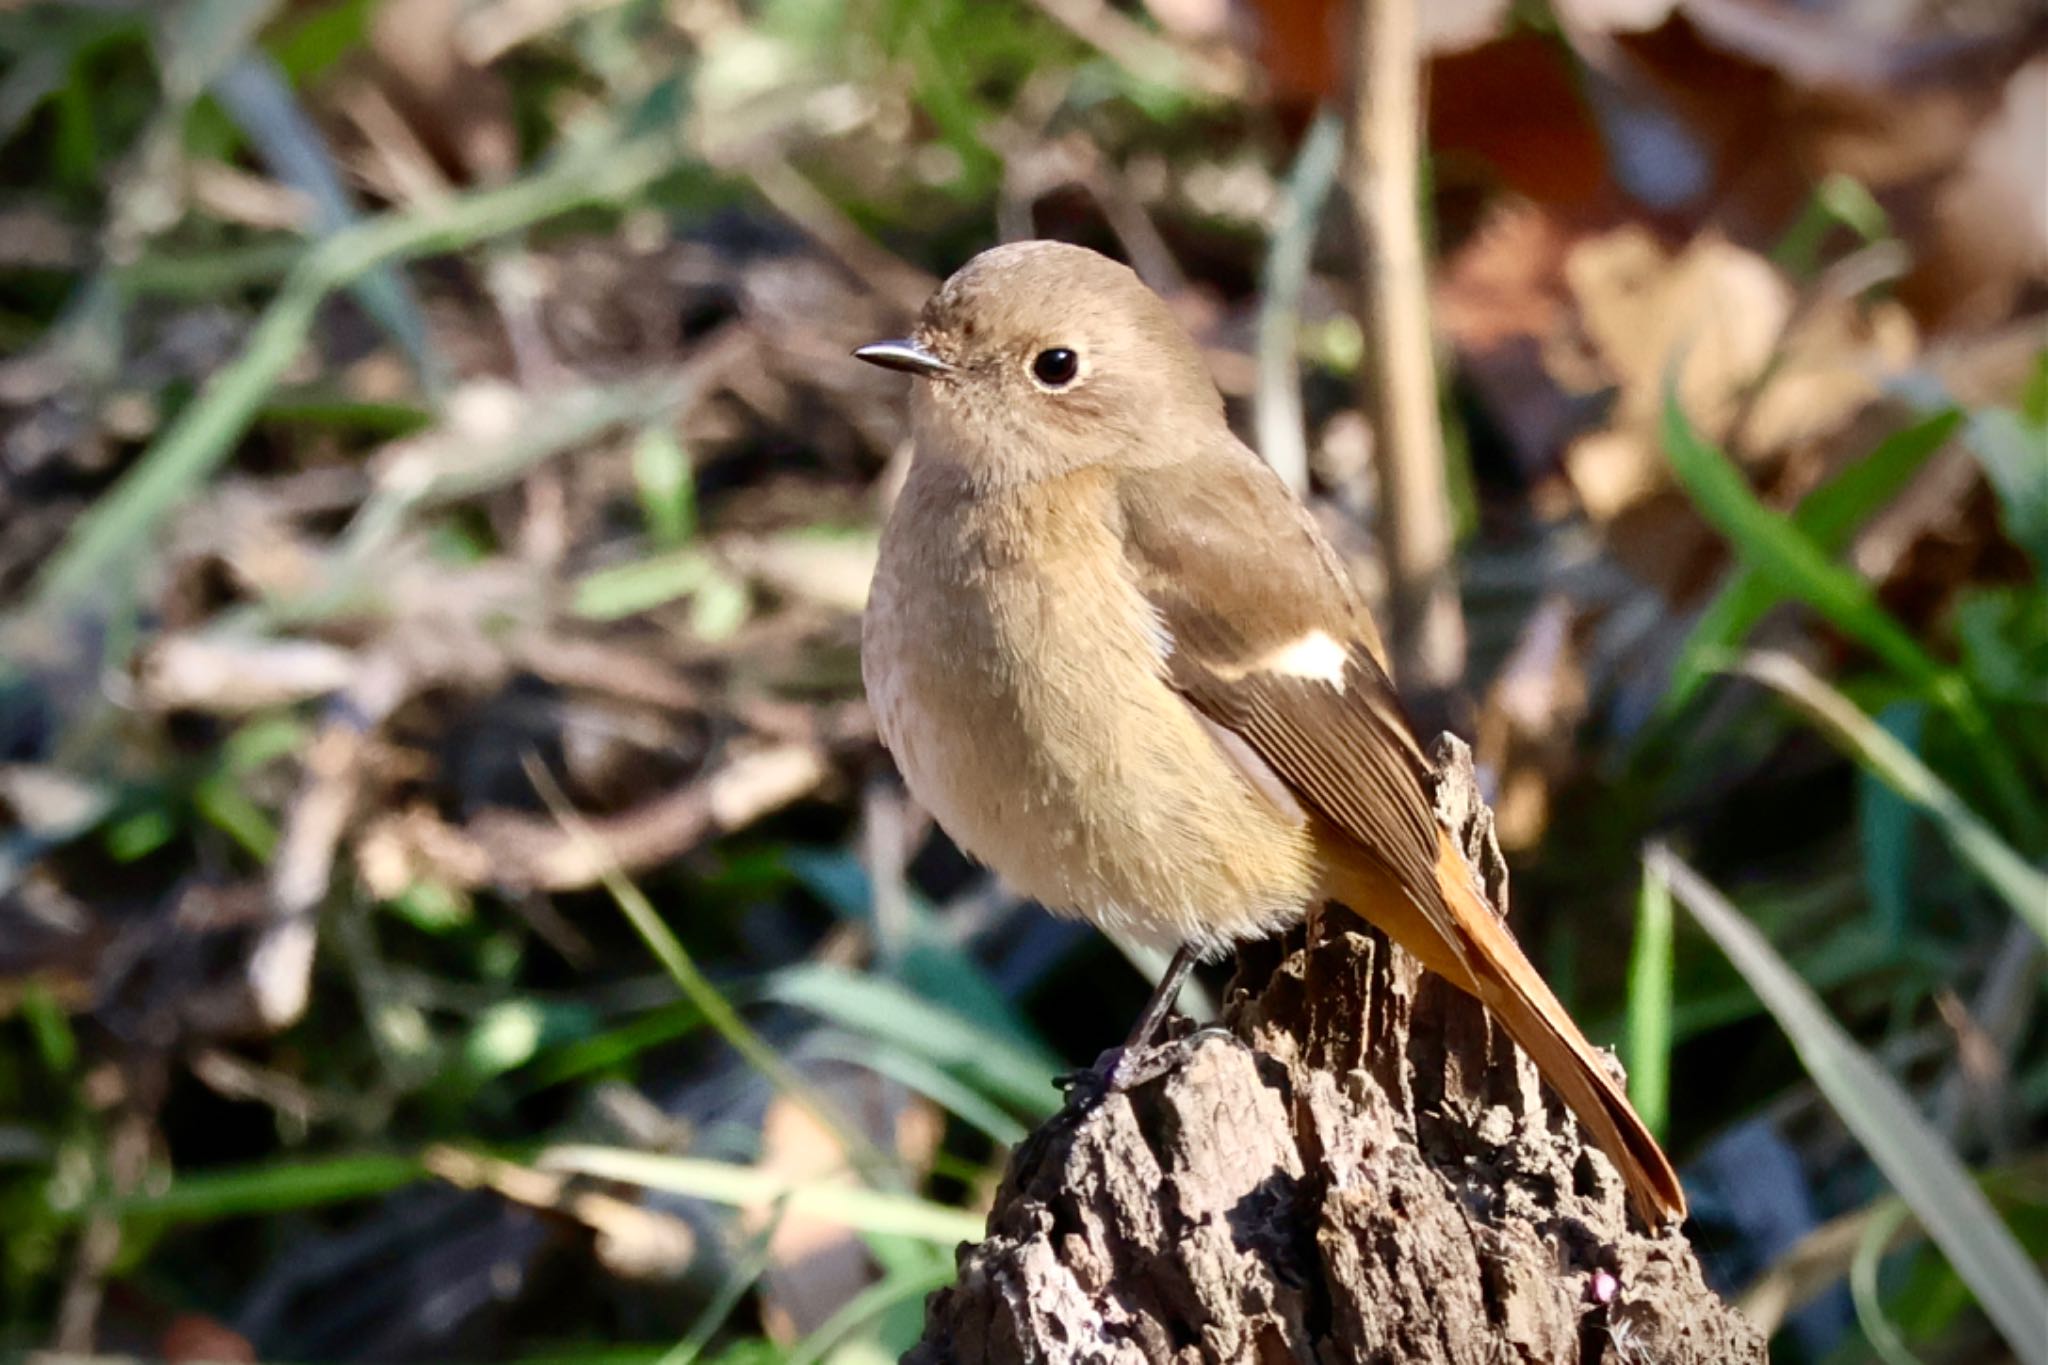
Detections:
[855, 241, 1686, 1226]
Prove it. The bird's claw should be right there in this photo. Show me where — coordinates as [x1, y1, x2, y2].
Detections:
[1054, 1028, 1238, 1107]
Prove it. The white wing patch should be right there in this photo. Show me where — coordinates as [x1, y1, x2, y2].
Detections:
[1142, 601, 1177, 664]
[1258, 629, 1349, 690]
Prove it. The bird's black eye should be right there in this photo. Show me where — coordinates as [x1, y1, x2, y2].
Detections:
[1031, 347, 1079, 388]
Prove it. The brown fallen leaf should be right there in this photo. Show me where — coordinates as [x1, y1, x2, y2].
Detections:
[425, 1145, 698, 1283]
[364, 0, 519, 186]
[752, 1063, 943, 1343]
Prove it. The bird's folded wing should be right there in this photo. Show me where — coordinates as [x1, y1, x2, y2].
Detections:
[1120, 450, 1691, 1226]
[1115, 446, 1443, 905]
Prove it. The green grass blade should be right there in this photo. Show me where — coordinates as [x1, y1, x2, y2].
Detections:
[1661, 390, 1946, 689]
[1740, 652, 2048, 945]
[632, 423, 697, 547]
[255, 391, 433, 434]
[520, 1001, 706, 1093]
[1851, 1201, 1923, 1365]
[1664, 408, 1960, 714]
[1964, 407, 2048, 576]
[764, 964, 1061, 1119]
[1662, 391, 2037, 839]
[1954, 587, 2048, 707]
[660, 1213, 782, 1365]
[573, 548, 715, 621]
[782, 848, 1059, 1051]
[24, 120, 688, 619]
[526, 760, 901, 1187]
[156, 0, 276, 104]
[1254, 107, 1343, 493]
[1650, 845, 2048, 1365]
[1858, 701, 1924, 945]
[785, 1260, 956, 1365]
[212, 54, 441, 388]
[537, 1146, 985, 1245]
[70, 1153, 425, 1223]
[808, 1036, 1029, 1145]
[1624, 862, 1675, 1137]
[1773, 172, 1891, 278]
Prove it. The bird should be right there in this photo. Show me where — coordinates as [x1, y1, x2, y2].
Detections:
[853, 240, 1686, 1226]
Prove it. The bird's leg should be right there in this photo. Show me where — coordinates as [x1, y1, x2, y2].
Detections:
[1058, 945, 1204, 1101]
[1121, 944, 1200, 1052]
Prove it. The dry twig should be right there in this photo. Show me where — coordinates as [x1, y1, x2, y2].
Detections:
[1347, 0, 1466, 703]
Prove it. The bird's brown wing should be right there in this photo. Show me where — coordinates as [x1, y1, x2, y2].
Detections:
[1114, 443, 1441, 902]
[1116, 443, 1689, 1225]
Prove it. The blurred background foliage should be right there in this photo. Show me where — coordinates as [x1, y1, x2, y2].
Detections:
[0, 0, 2043, 1360]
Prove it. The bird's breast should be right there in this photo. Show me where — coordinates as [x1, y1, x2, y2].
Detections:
[862, 465, 1318, 953]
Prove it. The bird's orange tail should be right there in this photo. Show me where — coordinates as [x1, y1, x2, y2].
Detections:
[1325, 832, 1688, 1226]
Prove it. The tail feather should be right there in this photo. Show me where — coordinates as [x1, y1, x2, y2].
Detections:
[1324, 831, 1688, 1226]
[1437, 850, 1687, 1225]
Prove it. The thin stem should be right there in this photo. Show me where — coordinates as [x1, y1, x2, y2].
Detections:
[1347, 0, 1465, 702]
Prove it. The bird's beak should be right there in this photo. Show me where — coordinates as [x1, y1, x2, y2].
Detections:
[854, 339, 955, 378]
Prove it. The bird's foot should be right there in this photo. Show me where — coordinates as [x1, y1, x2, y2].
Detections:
[1054, 1025, 1238, 1107]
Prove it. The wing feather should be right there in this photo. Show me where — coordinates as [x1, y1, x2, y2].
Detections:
[1115, 444, 1440, 897]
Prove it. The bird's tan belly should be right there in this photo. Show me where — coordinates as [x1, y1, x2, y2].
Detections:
[864, 518, 1318, 955]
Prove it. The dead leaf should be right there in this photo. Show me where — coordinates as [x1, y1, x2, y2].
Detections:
[425, 1146, 698, 1283]
[365, 0, 518, 185]
[751, 1064, 943, 1342]
[1553, 0, 1678, 33]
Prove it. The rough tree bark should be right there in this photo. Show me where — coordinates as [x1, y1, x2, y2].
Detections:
[908, 738, 1765, 1364]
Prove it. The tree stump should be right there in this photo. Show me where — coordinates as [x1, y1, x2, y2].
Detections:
[908, 738, 1764, 1364]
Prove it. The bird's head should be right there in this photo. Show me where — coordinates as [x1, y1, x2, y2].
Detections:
[855, 241, 1222, 486]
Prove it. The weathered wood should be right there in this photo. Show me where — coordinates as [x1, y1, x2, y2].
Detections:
[909, 737, 1763, 1364]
